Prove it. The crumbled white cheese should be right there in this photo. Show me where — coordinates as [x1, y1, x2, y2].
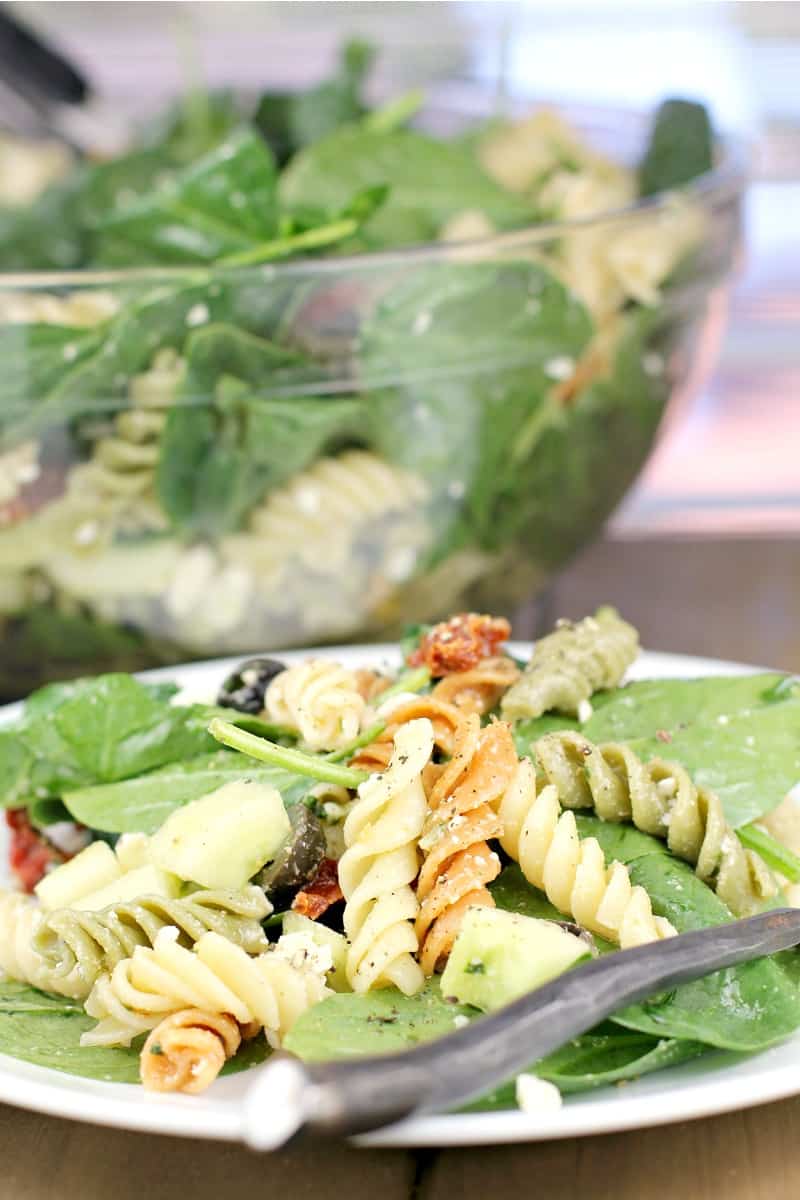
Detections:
[515, 1074, 563, 1114]
[453, 1014, 470, 1029]
[656, 776, 677, 797]
[577, 698, 593, 724]
[45, 822, 92, 857]
[272, 931, 333, 979]
[544, 355, 575, 381]
[717, 714, 730, 726]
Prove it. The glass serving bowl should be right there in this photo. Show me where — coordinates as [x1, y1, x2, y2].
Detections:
[0, 107, 745, 699]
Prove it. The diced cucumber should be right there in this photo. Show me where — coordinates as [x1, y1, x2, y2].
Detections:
[283, 911, 349, 992]
[115, 832, 150, 872]
[441, 907, 590, 1012]
[35, 841, 122, 912]
[149, 779, 291, 890]
[72, 864, 181, 912]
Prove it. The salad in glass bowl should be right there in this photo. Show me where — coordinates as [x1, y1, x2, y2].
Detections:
[0, 42, 744, 699]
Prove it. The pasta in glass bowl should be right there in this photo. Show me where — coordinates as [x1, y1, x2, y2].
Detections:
[0, 97, 745, 699]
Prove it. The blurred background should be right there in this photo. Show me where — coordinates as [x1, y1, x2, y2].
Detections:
[3, 0, 799, 670]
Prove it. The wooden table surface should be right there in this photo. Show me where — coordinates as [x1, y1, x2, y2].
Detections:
[2, 534, 799, 1200]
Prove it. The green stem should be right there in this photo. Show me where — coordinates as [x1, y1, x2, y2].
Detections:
[208, 718, 368, 789]
[218, 218, 358, 268]
[364, 88, 425, 134]
[325, 720, 386, 763]
[323, 667, 432, 762]
[378, 665, 431, 702]
[738, 823, 800, 884]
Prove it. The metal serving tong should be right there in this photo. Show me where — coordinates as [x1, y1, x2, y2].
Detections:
[241, 908, 800, 1149]
[0, 5, 127, 154]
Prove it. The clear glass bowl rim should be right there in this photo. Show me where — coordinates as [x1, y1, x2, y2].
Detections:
[0, 117, 748, 292]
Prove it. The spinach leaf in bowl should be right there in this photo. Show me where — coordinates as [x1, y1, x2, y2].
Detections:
[280, 125, 537, 248]
[361, 258, 594, 554]
[638, 98, 714, 197]
[157, 323, 364, 536]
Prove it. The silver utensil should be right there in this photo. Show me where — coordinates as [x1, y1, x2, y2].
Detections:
[242, 908, 800, 1149]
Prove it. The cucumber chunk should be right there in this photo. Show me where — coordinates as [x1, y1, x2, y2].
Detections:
[35, 841, 122, 912]
[441, 907, 590, 1011]
[149, 778, 291, 890]
[72, 864, 181, 912]
[283, 910, 349, 991]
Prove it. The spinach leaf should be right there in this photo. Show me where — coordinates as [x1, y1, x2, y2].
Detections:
[0, 674, 217, 806]
[362, 259, 593, 553]
[156, 324, 363, 535]
[503, 305, 670, 569]
[284, 979, 703, 1105]
[468, 1029, 705, 1106]
[638, 98, 714, 197]
[284, 983, 474, 1061]
[280, 126, 535, 248]
[515, 674, 800, 828]
[575, 815, 800, 1052]
[255, 39, 375, 164]
[62, 749, 311, 834]
[93, 128, 279, 266]
[0, 979, 266, 1082]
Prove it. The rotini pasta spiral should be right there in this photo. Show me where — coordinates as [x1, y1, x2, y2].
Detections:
[82, 926, 330, 1048]
[500, 607, 639, 722]
[532, 732, 776, 917]
[66, 349, 184, 536]
[416, 717, 518, 974]
[350, 696, 463, 772]
[498, 758, 676, 947]
[265, 659, 367, 752]
[338, 718, 433, 995]
[0, 891, 86, 999]
[140, 1009, 247, 1094]
[31, 885, 271, 1000]
[431, 656, 521, 716]
[245, 450, 428, 571]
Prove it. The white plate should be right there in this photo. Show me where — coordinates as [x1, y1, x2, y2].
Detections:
[1, 645, 798, 1148]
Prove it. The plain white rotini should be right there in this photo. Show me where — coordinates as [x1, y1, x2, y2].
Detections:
[0, 892, 86, 999]
[338, 718, 434, 995]
[265, 659, 367, 751]
[0, 289, 118, 326]
[65, 348, 184, 536]
[498, 759, 676, 948]
[81, 926, 331, 1048]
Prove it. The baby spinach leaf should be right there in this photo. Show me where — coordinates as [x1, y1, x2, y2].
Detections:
[255, 39, 375, 164]
[284, 983, 474, 1061]
[62, 749, 310, 834]
[468, 1029, 705, 1106]
[156, 323, 364, 535]
[0, 979, 267, 1082]
[93, 128, 279, 266]
[284, 977, 703, 1105]
[573, 815, 800, 1052]
[363, 258, 593, 553]
[0, 674, 218, 806]
[638, 98, 713, 197]
[280, 126, 535, 247]
[516, 674, 800, 828]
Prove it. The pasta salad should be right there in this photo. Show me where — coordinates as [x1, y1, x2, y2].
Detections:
[1, 609, 800, 1110]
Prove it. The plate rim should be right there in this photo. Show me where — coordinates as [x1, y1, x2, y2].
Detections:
[1, 644, 798, 1149]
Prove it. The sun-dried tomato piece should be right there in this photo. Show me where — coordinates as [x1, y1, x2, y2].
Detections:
[291, 857, 344, 921]
[5, 809, 66, 893]
[409, 613, 511, 676]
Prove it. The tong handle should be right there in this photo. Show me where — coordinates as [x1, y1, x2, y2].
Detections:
[248, 908, 800, 1143]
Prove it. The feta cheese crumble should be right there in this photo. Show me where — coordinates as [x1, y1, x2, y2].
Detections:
[515, 1074, 563, 1114]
